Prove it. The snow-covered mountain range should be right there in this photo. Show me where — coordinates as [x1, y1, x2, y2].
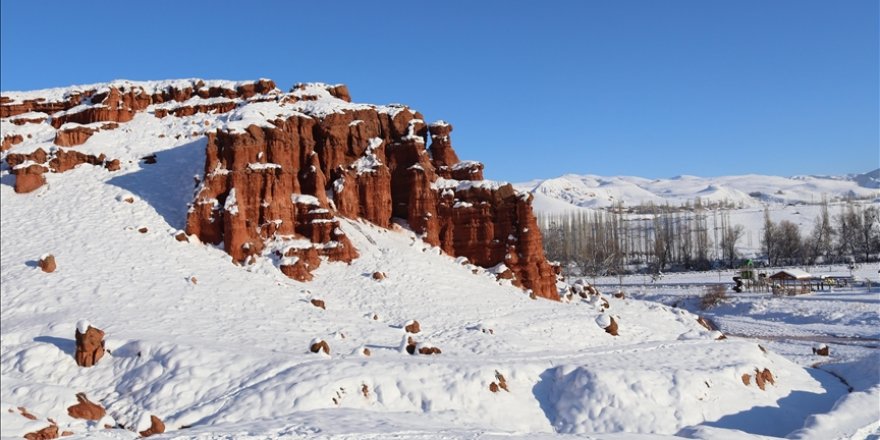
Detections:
[516, 170, 879, 213]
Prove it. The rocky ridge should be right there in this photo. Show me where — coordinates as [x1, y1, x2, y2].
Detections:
[1, 79, 558, 299]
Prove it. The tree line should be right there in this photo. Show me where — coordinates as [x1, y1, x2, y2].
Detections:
[761, 200, 880, 266]
[539, 199, 879, 276]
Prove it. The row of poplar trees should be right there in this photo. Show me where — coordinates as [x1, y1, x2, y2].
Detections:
[540, 199, 879, 276]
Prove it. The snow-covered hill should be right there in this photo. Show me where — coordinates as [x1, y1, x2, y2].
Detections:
[1, 79, 878, 440]
[516, 172, 880, 212]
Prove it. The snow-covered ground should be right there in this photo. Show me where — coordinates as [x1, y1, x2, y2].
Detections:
[589, 267, 879, 439]
[1, 80, 878, 439]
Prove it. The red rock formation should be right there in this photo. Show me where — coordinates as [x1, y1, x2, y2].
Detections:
[183, 100, 557, 298]
[24, 425, 58, 440]
[495, 371, 509, 391]
[18, 407, 37, 420]
[310, 299, 326, 310]
[404, 320, 421, 334]
[310, 340, 330, 355]
[13, 164, 47, 193]
[67, 393, 106, 420]
[6, 148, 119, 193]
[39, 255, 56, 273]
[6, 79, 558, 299]
[604, 317, 619, 336]
[54, 126, 97, 147]
[417, 345, 442, 355]
[2, 134, 23, 151]
[74, 324, 105, 367]
[9, 115, 47, 125]
[53, 122, 119, 147]
[756, 368, 775, 390]
[153, 101, 237, 118]
[1, 79, 277, 120]
[139, 415, 165, 437]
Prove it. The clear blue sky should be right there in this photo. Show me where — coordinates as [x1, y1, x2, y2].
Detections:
[2, 1, 877, 182]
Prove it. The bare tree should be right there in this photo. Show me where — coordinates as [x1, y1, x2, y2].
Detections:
[776, 220, 803, 265]
[721, 214, 745, 267]
[761, 206, 778, 265]
[855, 205, 880, 262]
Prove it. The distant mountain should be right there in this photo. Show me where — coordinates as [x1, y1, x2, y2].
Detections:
[852, 168, 880, 189]
[515, 171, 880, 213]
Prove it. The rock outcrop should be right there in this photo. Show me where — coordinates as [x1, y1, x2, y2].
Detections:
[5, 148, 119, 193]
[310, 339, 330, 355]
[24, 424, 58, 440]
[74, 321, 105, 367]
[67, 393, 106, 420]
[404, 320, 421, 334]
[2, 133, 23, 151]
[2, 79, 558, 299]
[139, 415, 165, 437]
[38, 255, 56, 273]
[182, 84, 557, 299]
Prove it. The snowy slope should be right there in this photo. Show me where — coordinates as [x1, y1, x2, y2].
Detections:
[1, 79, 876, 439]
[516, 172, 880, 211]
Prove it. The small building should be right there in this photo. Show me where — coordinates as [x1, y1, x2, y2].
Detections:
[769, 269, 812, 295]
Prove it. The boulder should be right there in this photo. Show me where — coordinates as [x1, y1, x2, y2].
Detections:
[596, 315, 618, 336]
[310, 299, 326, 310]
[139, 415, 165, 437]
[67, 393, 106, 420]
[74, 321, 105, 367]
[1, 133, 23, 151]
[755, 368, 775, 390]
[24, 425, 58, 440]
[39, 255, 56, 273]
[417, 345, 441, 355]
[310, 339, 330, 355]
[13, 164, 47, 193]
[404, 320, 420, 334]
[54, 126, 96, 147]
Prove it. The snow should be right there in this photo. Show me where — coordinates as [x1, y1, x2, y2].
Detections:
[595, 314, 612, 328]
[451, 160, 482, 171]
[2, 79, 878, 440]
[75, 319, 91, 334]
[291, 194, 320, 206]
[223, 188, 238, 215]
[516, 172, 879, 211]
[770, 269, 812, 279]
[247, 162, 282, 171]
[433, 178, 513, 193]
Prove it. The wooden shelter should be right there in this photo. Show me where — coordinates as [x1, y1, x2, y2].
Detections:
[769, 269, 812, 295]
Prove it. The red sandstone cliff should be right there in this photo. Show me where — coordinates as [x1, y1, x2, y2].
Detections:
[1, 79, 558, 299]
[182, 86, 557, 299]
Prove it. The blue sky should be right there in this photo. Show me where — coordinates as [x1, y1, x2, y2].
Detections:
[2, 1, 877, 182]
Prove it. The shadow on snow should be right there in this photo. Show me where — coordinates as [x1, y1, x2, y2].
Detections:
[107, 139, 207, 231]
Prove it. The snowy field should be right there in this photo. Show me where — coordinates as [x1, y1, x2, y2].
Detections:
[591, 267, 880, 440]
[2, 81, 879, 439]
